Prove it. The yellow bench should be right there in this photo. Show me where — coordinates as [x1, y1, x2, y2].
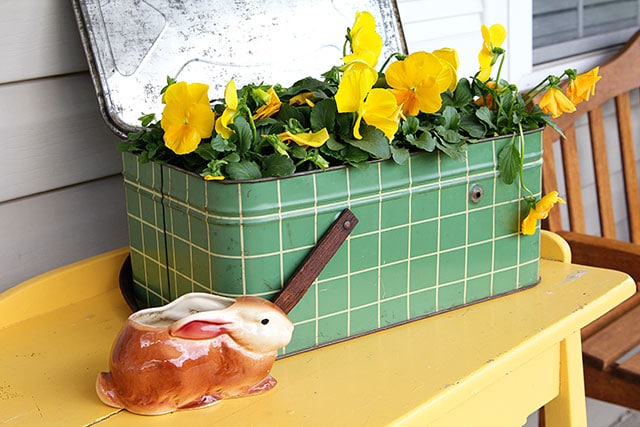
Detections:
[0, 231, 634, 426]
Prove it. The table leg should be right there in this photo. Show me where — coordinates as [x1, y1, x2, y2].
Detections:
[543, 331, 587, 427]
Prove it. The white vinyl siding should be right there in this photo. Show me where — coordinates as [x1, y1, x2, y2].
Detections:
[533, 0, 640, 64]
[0, 0, 127, 292]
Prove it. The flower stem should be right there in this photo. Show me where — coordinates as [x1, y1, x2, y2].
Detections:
[517, 123, 534, 198]
[378, 52, 405, 73]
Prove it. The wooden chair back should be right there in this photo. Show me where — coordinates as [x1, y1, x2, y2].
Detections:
[542, 31, 640, 240]
[539, 30, 640, 414]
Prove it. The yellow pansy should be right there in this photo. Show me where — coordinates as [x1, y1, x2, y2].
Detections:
[386, 51, 453, 117]
[277, 128, 330, 148]
[335, 65, 378, 138]
[343, 11, 383, 68]
[253, 87, 282, 120]
[160, 81, 214, 155]
[215, 80, 238, 139]
[478, 24, 507, 82]
[335, 66, 400, 140]
[539, 87, 576, 118]
[521, 191, 566, 235]
[567, 67, 601, 104]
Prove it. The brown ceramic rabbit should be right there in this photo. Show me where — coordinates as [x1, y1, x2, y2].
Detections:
[96, 293, 294, 415]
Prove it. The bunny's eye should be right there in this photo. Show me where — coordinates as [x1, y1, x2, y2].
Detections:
[261, 318, 270, 325]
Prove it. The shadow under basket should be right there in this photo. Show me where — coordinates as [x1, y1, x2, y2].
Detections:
[121, 130, 543, 356]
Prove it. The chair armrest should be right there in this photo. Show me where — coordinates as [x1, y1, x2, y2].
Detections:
[556, 230, 640, 285]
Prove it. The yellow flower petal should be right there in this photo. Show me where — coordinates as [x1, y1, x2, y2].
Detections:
[520, 191, 566, 235]
[534, 191, 566, 220]
[521, 208, 539, 235]
[224, 79, 238, 110]
[433, 48, 459, 91]
[277, 129, 330, 148]
[163, 123, 202, 155]
[567, 67, 601, 104]
[539, 87, 576, 118]
[204, 175, 225, 181]
[289, 92, 315, 107]
[335, 66, 378, 113]
[362, 88, 401, 140]
[215, 80, 238, 138]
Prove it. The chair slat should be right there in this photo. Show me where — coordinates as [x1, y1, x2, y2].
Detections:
[589, 107, 617, 239]
[583, 304, 640, 370]
[560, 125, 586, 232]
[615, 92, 640, 243]
[542, 132, 563, 231]
[617, 351, 640, 383]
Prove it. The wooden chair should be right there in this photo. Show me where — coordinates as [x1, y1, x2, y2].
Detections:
[542, 30, 640, 410]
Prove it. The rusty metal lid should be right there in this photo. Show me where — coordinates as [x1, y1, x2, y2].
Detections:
[72, 0, 407, 137]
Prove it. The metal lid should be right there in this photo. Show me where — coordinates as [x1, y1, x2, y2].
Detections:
[73, 0, 407, 137]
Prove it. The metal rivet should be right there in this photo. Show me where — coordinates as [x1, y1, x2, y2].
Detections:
[469, 184, 484, 204]
[343, 220, 352, 230]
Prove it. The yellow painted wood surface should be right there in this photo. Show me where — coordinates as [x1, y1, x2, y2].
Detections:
[0, 247, 635, 426]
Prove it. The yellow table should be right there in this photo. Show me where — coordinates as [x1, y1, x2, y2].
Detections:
[0, 232, 635, 426]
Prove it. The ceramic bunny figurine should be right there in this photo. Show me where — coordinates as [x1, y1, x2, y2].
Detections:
[96, 293, 294, 415]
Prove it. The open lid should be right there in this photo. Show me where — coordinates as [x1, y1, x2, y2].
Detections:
[72, 0, 407, 137]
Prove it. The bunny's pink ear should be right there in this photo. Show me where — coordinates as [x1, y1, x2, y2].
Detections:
[170, 320, 229, 340]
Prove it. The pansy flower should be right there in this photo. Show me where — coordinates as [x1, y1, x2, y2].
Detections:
[386, 51, 455, 117]
[539, 87, 576, 118]
[252, 87, 282, 120]
[478, 24, 507, 82]
[521, 191, 566, 235]
[160, 82, 214, 155]
[335, 66, 401, 140]
[343, 11, 383, 68]
[567, 67, 602, 104]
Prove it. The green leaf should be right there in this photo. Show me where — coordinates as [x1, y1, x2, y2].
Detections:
[409, 131, 436, 152]
[475, 107, 496, 129]
[390, 145, 410, 165]
[326, 135, 346, 151]
[310, 98, 337, 133]
[497, 140, 521, 185]
[231, 116, 253, 155]
[283, 77, 335, 97]
[226, 160, 262, 180]
[345, 126, 391, 159]
[452, 78, 473, 107]
[211, 134, 237, 152]
[262, 154, 296, 177]
[401, 116, 419, 135]
[277, 103, 309, 128]
[290, 145, 308, 159]
[459, 114, 486, 139]
[195, 143, 217, 160]
[441, 106, 460, 129]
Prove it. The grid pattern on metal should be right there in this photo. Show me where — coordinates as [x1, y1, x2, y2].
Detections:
[122, 132, 543, 354]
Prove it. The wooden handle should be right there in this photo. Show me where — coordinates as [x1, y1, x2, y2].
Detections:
[274, 209, 358, 314]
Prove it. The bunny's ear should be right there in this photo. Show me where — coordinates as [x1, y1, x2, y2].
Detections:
[170, 320, 229, 340]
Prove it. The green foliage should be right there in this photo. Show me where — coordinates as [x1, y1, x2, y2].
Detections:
[120, 62, 555, 184]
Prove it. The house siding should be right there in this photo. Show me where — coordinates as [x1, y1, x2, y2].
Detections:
[0, 0, 126, 292]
